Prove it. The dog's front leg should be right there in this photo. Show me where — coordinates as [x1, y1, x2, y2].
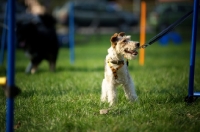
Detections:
[101, 78, 117, 105]
[123, 78, 137, 102]
[107, 82, 117, 106]
[49, 61, 56, 72]
[101, 79, 108, 102]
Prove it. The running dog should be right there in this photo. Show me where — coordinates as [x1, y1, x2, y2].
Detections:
[101, 32, 139, 106]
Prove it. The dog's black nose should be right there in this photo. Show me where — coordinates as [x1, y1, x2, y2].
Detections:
[136, 42, 140, 47]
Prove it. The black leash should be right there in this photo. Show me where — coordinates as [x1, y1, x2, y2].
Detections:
[140, 10, 193, 49]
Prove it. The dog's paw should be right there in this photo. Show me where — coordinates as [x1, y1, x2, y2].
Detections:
[101, 97, 107, 102]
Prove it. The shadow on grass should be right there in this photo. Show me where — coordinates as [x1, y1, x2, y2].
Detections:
[15, 65, 104, 74]
[64, 66, 104, 72]
[138, 87, 191, 104]
[19, 89, 36, 98]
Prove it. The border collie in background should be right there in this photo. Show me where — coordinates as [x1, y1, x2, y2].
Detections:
[16, 13, 59, 74]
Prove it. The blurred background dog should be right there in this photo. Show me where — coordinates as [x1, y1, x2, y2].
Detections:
[16, 0, 59, 74]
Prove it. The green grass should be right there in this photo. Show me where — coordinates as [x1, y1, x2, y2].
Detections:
[0, 34, 200, 132]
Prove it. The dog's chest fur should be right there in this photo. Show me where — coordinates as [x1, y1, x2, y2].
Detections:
[106, 64, 129, 84]
[104, 50, 130, 84]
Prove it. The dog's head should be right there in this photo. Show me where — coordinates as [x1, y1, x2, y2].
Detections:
[110, 32, 139, 60]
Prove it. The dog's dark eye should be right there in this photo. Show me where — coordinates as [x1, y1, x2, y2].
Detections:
[123, 40, 127, 43]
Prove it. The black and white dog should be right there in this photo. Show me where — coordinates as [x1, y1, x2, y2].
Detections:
[16, 13, 59, 74]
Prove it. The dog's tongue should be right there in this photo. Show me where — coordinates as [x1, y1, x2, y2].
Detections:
[125, 49, 138, 55]
[129, 50, 138, 55]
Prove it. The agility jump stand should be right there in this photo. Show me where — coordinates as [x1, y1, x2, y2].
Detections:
[0, 0, 21, 132]
[6, 0, 16, 131]
[185, 0, 200, 103]
[139, 1, 146, 66]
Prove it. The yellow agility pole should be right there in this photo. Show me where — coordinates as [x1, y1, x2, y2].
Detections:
[139, 1, 146, 66]
[0, 77, 6, 86]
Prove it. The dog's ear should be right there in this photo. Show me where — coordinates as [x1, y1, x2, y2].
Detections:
[110, 33, 118, 48]
[118, 32, 125, 37]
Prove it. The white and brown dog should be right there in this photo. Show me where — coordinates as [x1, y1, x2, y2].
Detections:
[101, 32, 139, 106]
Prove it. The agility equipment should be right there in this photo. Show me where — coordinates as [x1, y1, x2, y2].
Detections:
[185, 0, 200, 103]
[139, 1, 146, 66]
[0, 77, 6, 86]
[140, 11, 193, 49]
[139, 0, 199, 102]
[2, 0, 21, 132]
[6, 0, 16, 131]
[2, 2, 75, 130]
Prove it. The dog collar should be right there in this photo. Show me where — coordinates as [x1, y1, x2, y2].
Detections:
[108, 59, 129, 66]
[109, 60, 124, 65]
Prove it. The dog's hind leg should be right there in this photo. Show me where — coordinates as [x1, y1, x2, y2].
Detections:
[25, 62, 33, 73]
[123, 79, 137, 102]
[49, 61, 56, 72]
[25, 62, 38, 74]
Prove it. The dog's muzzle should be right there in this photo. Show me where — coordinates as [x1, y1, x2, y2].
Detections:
[124, 49, 138, 55]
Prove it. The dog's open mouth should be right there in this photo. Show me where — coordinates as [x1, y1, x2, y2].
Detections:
[125, 49, 138, 55]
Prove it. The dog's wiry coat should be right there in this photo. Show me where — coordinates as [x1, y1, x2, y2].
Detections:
[101, 32, 139, 106]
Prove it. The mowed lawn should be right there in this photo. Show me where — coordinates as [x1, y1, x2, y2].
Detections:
[0, 34, 200, 132]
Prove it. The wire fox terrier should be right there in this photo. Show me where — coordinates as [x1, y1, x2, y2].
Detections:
[101, 32, 139, 106]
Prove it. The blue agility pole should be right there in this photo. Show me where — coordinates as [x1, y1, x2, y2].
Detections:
[69, 2, 75, 64]
[6, 0, 16, 131]
[0, 3, 8, 65]
[186, 0, 200, 102]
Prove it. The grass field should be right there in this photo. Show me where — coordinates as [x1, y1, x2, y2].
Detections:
[0, 34, 200, 132]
